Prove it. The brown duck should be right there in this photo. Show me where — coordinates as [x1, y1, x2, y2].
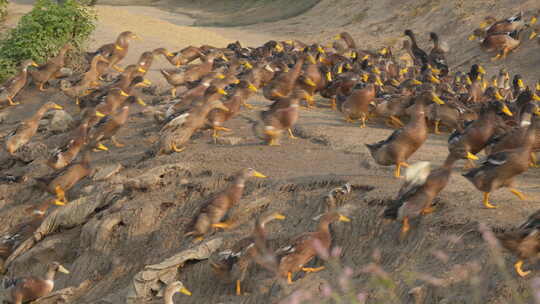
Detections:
[185, 168, 267, 241]
[207, 80, 258, 138]
[0, 60, 38, 106]
[263, 55, 305, 101]
[154, 46, 203, 67]
[497, 209, 540, 277]
[157, 99, 229, 154]
[29, 44, 71, 91]
[341, 79, 377, 128]
[0, 202, 49, 267]
[3, 262, 70, 304]
[47, 121, 89, 170]
[89, 31, 139, 73]
[463, 113, 536, 209]
[276, 211, 350, 284]
[209, 212, 285, 295]
[161, 51, 224, 97]
[446, 100, 513, 169]
[366, 89, 445, 178]
[35, 150, 92, 205]
[88, 102, 136, 151]
[60, 54, 109, 104]
[383, 159, 455, 236]
[259, 89, 310, 146]
[5, 102, 63, 155]
[162, 281, 192, 303]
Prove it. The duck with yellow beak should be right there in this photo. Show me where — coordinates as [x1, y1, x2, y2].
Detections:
[185, 168, 267, 242]
[463, 106, 537, 209]
[447, 100, 513, 171]
[4, 262, 70, 304]
[366, 88, 444, 178]
[163, 281, 192, 303]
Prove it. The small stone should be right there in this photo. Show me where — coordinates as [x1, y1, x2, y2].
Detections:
[48, 110, 74, 133]
[215, 136, 242, 146]
[93, 163, 123, 181]
[179, 178, 189, 185]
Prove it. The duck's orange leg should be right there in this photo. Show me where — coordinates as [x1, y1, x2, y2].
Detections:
[483, 192, 497, 209]
[236, 280, 242, 296]
[515, 260, 531, 277]
[287, 272, 293, 284]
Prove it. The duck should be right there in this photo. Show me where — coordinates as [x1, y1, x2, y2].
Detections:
[87, 101, 138, 151]
[60, 54, 109, 104]
[185, 168, 267, 241]
[79, 76, 147, 116]
[427, 32, 449, 76]
[462, 112, 536, 209]
[29, 44, 71, 91]
[276, 211, 350, 284]
[333, 32, 357, 51]
[131, 51, 155, 79]
[157, 99, 229, 154]
[164, 85, 228, 124]
[496, 209, 540, 277]
[446, 100, 513, 169]
[262, 54, 306, 101]
[47, 121, 89, 170]
[404, 30, 428, 68]
[485, 91, 540, 160]
[341, 78, 377, 128]
[5, 102, 63, 155]
[88, 31, 139, 73]
[207, 80, 258, 138]
[366, 88, 445, 178]
[162, 281, 192, 303]
[35, 150, 92, 205]
[209, 212, 285, 295]
[153, 46, 203, 67]
[161, 51, 225, 97]
[258, 89, 310, 146]
[466, 64, 486, 103]
[481, 28, 525, 61]
[3, 261, 70, 304]
[383, 159, 456, 236]
[480, 12, 526, 36]
[0, 60, 38, 106]
[0, 202, 49, 268]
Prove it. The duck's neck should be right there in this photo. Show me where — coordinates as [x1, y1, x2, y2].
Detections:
[442, 155, 457, 169]
[317, 220, 332, 238]
[44, 268, 57, 281]
[288, 58, 305, 81]
[432, 35, 440, 49]
[523, 120, 538, 150]
[342, 33, 357, 49]
[163, 289, 176, 304]
[410, 102, 427, 126]
[407, 33, 419, 48]
[33, 105, 52, 121]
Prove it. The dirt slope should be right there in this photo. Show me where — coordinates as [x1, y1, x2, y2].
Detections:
[0, 0, 540, 303]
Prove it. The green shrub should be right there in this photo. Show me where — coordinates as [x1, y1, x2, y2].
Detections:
[0, 0, 96, 82]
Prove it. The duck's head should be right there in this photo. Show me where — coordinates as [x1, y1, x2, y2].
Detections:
[404, 29, 414, 37]
[240, 168, 267, 179]
[50, 262, 70, 274]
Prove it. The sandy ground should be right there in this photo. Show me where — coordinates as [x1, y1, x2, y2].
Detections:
[0, 1, 540, 303]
